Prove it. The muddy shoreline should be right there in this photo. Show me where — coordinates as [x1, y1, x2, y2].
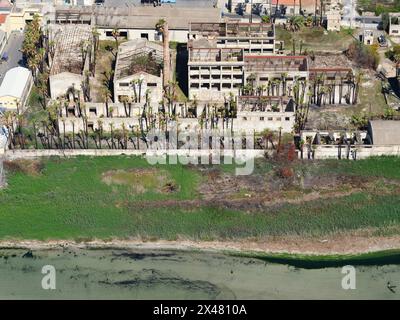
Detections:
[1, 234, 400, 257]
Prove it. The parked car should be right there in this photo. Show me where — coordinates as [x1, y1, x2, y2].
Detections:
[378, 35, 388, 47]
[1, 52, 8, 61]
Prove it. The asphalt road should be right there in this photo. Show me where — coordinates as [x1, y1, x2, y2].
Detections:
[0, 31, 24, 85]
[103, 0, 217, 8]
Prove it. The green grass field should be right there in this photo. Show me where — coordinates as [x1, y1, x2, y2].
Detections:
[0, 156, 399, 241]
[275, 27, 355, 52]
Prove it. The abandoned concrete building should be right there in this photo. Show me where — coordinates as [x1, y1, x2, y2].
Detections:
[53, 6, 221, 43]
[326, 0, 341, 32]
[48, 24, 94, 100]
[360, 29, 374, 45]
[243, 55, 309, 96]
[56, 96, 297, 135]
[113, 39, 164, 104]
[301, 130, 368, 146]
[237, 96, 296, 132]
[188, 22, 356, 106]
[389, 13, 400, 37]
[367, 120, 400, 145]
[188, 46, 244, 101]
[189, 22, 277, 55]
[188, 22, 280, 101]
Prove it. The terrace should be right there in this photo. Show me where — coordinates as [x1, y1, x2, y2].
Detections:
[244, 56, 308, 72]
[189, 47, 244, 63]
[190, 22, 275, 38]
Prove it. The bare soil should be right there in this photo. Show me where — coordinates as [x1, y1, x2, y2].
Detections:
[124, 165, 400, 212]
[102, 168, 178, 194]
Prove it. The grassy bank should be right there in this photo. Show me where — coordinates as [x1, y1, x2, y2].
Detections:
[0, 156, 399, 242]
[230, 249, 400, 269]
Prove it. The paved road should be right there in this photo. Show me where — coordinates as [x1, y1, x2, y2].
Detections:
[341, 0, 358, 28]
[0, 31, 24, 85]
[103, 0, 217, 8]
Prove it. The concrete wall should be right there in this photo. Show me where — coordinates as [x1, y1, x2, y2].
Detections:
[114, 72, 163, 104]
[302, 145, 400, 160]
[99, 28, 188, 43]
[49, 72, 84, 99]
[4, 148, 267, 161]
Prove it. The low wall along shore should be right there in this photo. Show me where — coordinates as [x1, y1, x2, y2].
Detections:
[1, 145, 400, 160]
[2, 149, 268, 160]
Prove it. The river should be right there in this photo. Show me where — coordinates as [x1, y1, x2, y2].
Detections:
[0, 248, 399, 299]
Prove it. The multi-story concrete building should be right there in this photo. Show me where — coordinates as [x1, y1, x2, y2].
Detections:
[243, 55, 309, 96]
[188, 22, 279, 101]
[189, 22, 276, 55]
[188, 46, 244, 101]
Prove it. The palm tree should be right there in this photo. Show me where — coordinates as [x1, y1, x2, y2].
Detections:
[155, 19, 170, 89]
[101, 87, 112, 117]
[130, 79, 139, 103]
[111, 28, 120, 50]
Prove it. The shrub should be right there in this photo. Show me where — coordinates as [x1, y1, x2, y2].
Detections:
[346, 41, 380, 70]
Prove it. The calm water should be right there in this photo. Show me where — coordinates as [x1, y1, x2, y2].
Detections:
[0, 248, 399, 299]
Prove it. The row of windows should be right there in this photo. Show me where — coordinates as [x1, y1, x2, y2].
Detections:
[190, 83, 241, 89]
[119, 82, 158, 87]
[242, 116, 291, 121]
[190, 66, 243, 71]
[190, 75, 243, 80]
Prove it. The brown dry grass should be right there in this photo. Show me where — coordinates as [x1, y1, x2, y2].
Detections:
[4, 160, 44, 176]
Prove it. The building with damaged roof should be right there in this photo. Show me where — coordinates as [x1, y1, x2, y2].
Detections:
[54, 5, 222, 42]
[113, 39, 164, 104]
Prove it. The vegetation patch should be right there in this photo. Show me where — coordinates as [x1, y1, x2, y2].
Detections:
[4, 159, 44, 176]
[102, 168, 176, 194]
[0, 156, 399, 241]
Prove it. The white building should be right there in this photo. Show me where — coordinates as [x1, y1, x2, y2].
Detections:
[54, 6, 222, 43]
[113, 39, 164, 104]
[0, 67, 33, 111]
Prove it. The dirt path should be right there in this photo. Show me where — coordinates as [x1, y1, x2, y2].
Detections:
[1, 233, 400, 255]
[127, 188, 363, 212]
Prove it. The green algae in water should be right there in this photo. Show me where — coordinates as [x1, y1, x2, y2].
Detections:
[0, 248, 399, 299]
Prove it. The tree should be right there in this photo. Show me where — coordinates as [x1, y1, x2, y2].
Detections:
[156, 19, 170, 89]
[100, 87, 112, 117]
[21, 15, 42, 83]
[111, 28, 120, 50]
[382, 12, 390, 32]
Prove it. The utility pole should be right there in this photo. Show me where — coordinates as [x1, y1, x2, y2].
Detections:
[250, 0, 253, 23]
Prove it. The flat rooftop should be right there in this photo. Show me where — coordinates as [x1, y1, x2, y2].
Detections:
[189, 47, 243, 63]
[55, 6, 221, 30]
[190, 22, 275, 38]
[244, 56, 308, 72]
